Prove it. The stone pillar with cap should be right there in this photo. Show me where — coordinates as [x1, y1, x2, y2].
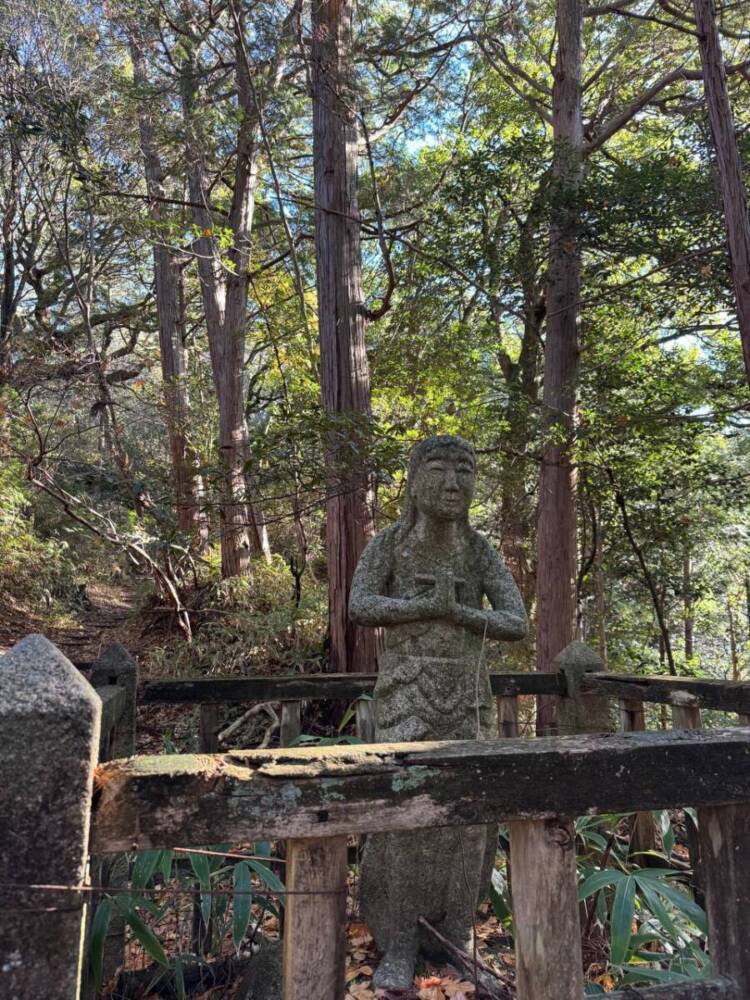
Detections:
[555, 640, 615, 735]
[0, 635, 101, 1000]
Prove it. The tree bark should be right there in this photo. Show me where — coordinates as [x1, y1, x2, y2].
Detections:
[728, 599, 740, 682]
[311, 0, 377, 673]
[536, 0, 583, 732]
[692, 0, 750, 386]
[179, 23, 271, 577]
[130, 36, 207, 547]
[594, 504, 608, 667]
[683, 550, 694, 661]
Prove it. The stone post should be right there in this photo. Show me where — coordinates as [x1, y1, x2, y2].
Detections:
[0, 635, 101, 1000]
[555, 640, 615, 735]
[90, 643, 137, 760]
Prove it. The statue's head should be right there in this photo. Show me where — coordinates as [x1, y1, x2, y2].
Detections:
[400, 435, 476, 533]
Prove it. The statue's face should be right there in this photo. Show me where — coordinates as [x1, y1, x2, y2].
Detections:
[410, 446, 475, 521]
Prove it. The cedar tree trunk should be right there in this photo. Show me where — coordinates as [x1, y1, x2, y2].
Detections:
[311, 0, 377, 673]
[536, 0, 583, 733]
[131, 37, 207, 546]
[181, 32, 271, 577]
[693, 0, 750, 384]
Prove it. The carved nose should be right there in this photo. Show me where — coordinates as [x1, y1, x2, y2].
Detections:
[444, 471, 459, 490]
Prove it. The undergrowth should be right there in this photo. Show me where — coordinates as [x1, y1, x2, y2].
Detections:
[145, 554, 328, 677]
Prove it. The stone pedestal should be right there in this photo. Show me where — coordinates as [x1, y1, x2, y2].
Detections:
[0, 635, 101, 1000]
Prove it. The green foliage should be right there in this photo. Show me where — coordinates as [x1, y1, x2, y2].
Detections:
[88, 843, 285, 991]
[146, 555, 327, 676]
[492, 812, 709, 990]
[0, 458, 79, 614]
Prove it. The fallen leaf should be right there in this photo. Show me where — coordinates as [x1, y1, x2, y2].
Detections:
[444, 981, 476, 997]
[417, 988, 444, 1000]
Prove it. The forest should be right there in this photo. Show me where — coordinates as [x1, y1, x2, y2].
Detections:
[1, 0, 750, 996]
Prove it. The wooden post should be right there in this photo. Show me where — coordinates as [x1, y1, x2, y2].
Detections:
[620, 699, 658, 860]
[199, 703, 221, 751]
[698, 803, 750, 991]
[280, 701, 302, 747]
[497, 695, 519, 738]
[619, 697, 646, 733]
[671, 704, 703, 903]
[672, 704, 702, 730]
[1, 636, 101, 1000]
[195, 701, 222, 952]
[738, 714, 750, 727]
[509, 817, 583, 999]
[355, 696, 376, 742]
[282, 836, 348, 1000]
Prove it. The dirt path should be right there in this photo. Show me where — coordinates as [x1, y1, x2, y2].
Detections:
[0, 581, 141, 661]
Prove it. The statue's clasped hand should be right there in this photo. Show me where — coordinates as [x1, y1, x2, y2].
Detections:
[415, 571, 465, 620]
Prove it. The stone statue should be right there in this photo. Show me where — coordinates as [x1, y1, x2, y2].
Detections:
[349, 435, 528, 990]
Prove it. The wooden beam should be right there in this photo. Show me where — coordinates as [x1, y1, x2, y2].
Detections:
[583, 674, 750, 715]
[141, 671, 565, 705]
[510, 818, 583, 999]
[282, 837, 348, 1000]
[608, 978, 738, 998]
[143, 674, 378, 704]
[91, 728, 750, 853]
[699, 804, 750, 991]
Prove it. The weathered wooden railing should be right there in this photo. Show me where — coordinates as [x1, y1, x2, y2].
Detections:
[141, 640, 750, 745]
[91, 726, 750, 1000]
[4, 635, 750, 1000]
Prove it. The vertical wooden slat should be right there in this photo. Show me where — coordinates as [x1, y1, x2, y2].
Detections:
[355, 697, 376, 742]
[195, 701, 221, 952]
[497, 695, 519, 738]
[671, 704, 703, 903]
[281, 701, 302, 747]
[619, 697, 646, 734]
[619, 698, 658, 860]
[672, 704, 702, 730]
[509, 817, 583, 1000]
[738, 713, 750, 726]
[198, 703, 221, 752]
[698, 803, 750, 991]
[282, 836, 348, 1000]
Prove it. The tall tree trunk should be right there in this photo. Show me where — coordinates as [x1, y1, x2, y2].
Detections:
[683, 550, 694, 661]
[179, 29, 271, 577]
[594, 504, 608, 667]
[728, 598, 740, 682]
[693, 0, 750, 385]
[130, 36, 207, 547]
[500, 266, 543, 612]
[536, 0, 583, 733]
[311, 0, 377, 673]
[0, 138, 19, 386]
